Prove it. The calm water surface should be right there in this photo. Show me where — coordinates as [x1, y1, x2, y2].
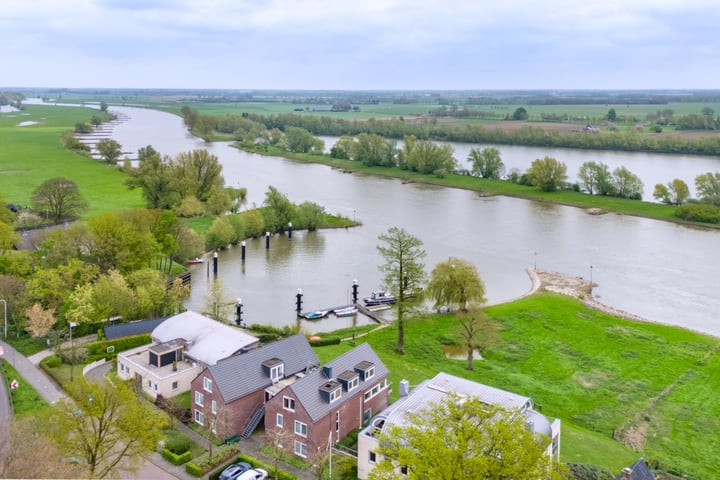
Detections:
[108, 107, 720, 337]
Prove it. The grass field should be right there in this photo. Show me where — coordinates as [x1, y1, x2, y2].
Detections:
[312, 293, 720, 478]
[0, 105, 144, 217]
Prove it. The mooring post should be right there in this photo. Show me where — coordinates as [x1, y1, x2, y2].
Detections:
[288, 222, 293, 239]
[235, 298, 244, 326]
[352, 279, 359, 304]
[296, 288, 303, 316]
[265, 231, 270, 249]
[213, 251, 218, 276]
[241, 241, 246, 262]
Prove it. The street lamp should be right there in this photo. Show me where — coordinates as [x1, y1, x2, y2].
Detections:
[69, 322, 77, 381]
[0, 299, 7, 338]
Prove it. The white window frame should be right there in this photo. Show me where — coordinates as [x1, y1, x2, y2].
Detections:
[283, 396, 295, 412]
[369, 451, 376, 464]
[329, 387, 341, 403]
[271, 364, 284, 382]
[172, 381, 178, 390]
[348, 376, 359, 391]
[203, 377, 213, 393]
[365, 366, 375, 380]
[276, 413, 284, 428]
[211, 400, 217, 414]
[294, 420, 307, 437]
[294, 440, 307, 458]
[195, 409, 204, 426]
[195, 391, 204, 407]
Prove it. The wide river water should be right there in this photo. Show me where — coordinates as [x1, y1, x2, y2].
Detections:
[105, 106, 720, 337]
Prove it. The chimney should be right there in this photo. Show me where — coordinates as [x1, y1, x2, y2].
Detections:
[322, 365, 333, 379]
[620, 467, 633, 479]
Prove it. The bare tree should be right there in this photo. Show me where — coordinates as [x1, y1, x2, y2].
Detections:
[264, 427, 295, 480]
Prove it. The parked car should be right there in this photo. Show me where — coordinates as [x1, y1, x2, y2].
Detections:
[219, 462, 252, 480]
[236, 468, 268, 480]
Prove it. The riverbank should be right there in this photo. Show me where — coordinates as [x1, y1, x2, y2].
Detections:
[233, 144, 720, 230]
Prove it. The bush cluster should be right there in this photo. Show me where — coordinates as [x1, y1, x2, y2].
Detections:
[185, 444, 238, 477]
[208, 454, 298, 480]
[308, 336, 341, 346]
[675, 204, 720, 224]
[162, 448, 192, 466]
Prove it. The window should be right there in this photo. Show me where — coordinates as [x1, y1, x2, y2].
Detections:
[369, 451, 376, 463]
[335, 412, 340, 434]
[276, 413, 283, 428]
[283, 396, 295, 411]
[294, 420, 307, 437]
[400, 465, 409, 475]
[172, 381, 178, 390]
[203, 377, 213, 393]
[294, 440, 307, 458]
[147, 379, 152, 388]
[195, 409, 204, 425]
[271, 364, 284, 382]
[348, 376, 359, 391]
[211, 400, 217, 414]
[329, 388, 341, 403]
[153, 383, 158, 392]
[365, 366, 375, 380]
[363, 408, 372, 424]
[364, 379, 388, 401]
[195, 391, 204, 407]
[119, 363, 124, 373]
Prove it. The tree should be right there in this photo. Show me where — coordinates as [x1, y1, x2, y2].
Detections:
[457, 313, 487, 371]
[95, 138, 123, 164]
[31, 177, 88, 224]
[172, 149, 225, 201]
[653, 179, 690, 206]
[203, 279, 233, 322]
[607, 108, 617, 122]
[263, 186, 296, 232]
[400, 136, 457, 176]
[24, 303, 56, 338]
[695, 171, 720, 205]
[512, 107, 529, 120]
[612, 166, 644, 200]
[295, 201, 326, 231]
[284, 126, 324, 154]
[468, 147, 504, 179]
[125, 146, 182, 209]
[46, 379, 167, 479]
[369, 395, 560, 480]
[577, 161, 614, 195]
[526, 157, 568, 192]
[377, 227, 427, 355]
[426, 258, 486, 312]
[99, 101, 108, 112]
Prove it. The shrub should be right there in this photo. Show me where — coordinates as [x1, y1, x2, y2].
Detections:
[59, 346, 88, 365]
[43, 355, 61, 368]
[176, 196, 206, 217]
[164, 433, 192, 455]
[162, 448, 192, 466]
[309, 336, 341, 346]
[187, 443, 238, 476]
[675, 204, 720, 224]
[185, 462, 203, 477]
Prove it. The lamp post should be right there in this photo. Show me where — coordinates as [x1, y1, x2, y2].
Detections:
[589, 265, 593, 286]
[0, 299, 7, 338]
[69, 322, 77, 381]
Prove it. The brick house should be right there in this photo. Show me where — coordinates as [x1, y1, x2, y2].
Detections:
[189, 334, 319, 439]
[264, 342, 390, 460]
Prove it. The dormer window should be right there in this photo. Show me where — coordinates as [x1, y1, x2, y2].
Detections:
[262, 358, 285, 382]
[354, 361, 375, 381]
[319, 380, 342, 403]
[337, 370, 360, 392]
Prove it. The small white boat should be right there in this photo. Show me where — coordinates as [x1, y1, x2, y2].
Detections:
[334, 306, 358, 317]
[303, 310, 329, 320]
[363, 291, 396, 306]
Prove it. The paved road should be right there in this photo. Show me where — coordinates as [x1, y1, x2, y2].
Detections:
[0, 338, 65, 405]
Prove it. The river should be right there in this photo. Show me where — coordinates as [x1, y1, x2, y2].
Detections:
[106, 106, 720, 337]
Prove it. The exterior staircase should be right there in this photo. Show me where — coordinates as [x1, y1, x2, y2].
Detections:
[242, 405, 265, 438]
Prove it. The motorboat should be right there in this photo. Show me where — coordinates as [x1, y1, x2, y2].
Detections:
[334, 306, 358, 317]
[303, 310, 329, 320]
[363, 291, 396, 306]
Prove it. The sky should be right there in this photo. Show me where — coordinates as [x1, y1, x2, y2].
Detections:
[1, 0, 718, 90]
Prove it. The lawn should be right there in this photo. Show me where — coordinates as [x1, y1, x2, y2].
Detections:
[1, 361, 50, 417]
[313, 292, 720, 478]
[0, 105, 144, 217]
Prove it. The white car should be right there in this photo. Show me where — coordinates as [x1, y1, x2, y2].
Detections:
[236, 468, 268, 480]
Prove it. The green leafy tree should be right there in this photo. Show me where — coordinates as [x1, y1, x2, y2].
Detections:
[469, 147, 504, 179]
[527, 157, 568, 192]
[351, 133, 397, 167]
[295, 201, 326, 231]
[206, 216, 237, 250]
[31, 177, 88, 224]
[578, 161, 614, 195]
[95, 138, 123, 164]
[206, 185, 232, 215]
[284, 126, 324, 153]
[87, 211, 160, 273]
[370, 395, 560, 480]
[399, 135, 457, 176]
[695, 171, 720, 205]
[426, 258, 486, 312]
[377, 227, 427, 355]
[263, 186, 296, 232]
[612, 166, 644, 200]
[512, 107, 529, 120]
[330, 135, 356, 159]
[125, 146, 182, 209]
[607, 108, 617, 122]
[653, 179, 690, 206]
[172, 149, 224, 201]
[47, 379, 167, 479]
[99, 101, 108, 112]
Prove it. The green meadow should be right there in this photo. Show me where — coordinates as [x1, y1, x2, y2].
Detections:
[0, 105, 143, 217]
[312, 293, 720, 478]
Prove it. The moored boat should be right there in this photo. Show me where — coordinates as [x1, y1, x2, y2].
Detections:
[334, 306, 358, 317]
[363, 291, 396, 306]
[303, 310, 329, 320]
[187, 257, 204, 265]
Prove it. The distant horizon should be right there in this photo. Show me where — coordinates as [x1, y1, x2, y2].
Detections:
[2, 2, 717, 91]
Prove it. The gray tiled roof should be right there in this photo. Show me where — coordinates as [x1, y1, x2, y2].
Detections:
[208, 334, 319, 403]
[103, 317, 168, 339]
[287, 342, 388, 422]
[614, 459, 655, 480]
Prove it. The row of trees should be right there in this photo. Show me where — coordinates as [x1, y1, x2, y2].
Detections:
[182, 106, 720, 156]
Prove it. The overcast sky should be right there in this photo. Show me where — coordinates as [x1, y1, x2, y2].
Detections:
[1, 0, 717, 90]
